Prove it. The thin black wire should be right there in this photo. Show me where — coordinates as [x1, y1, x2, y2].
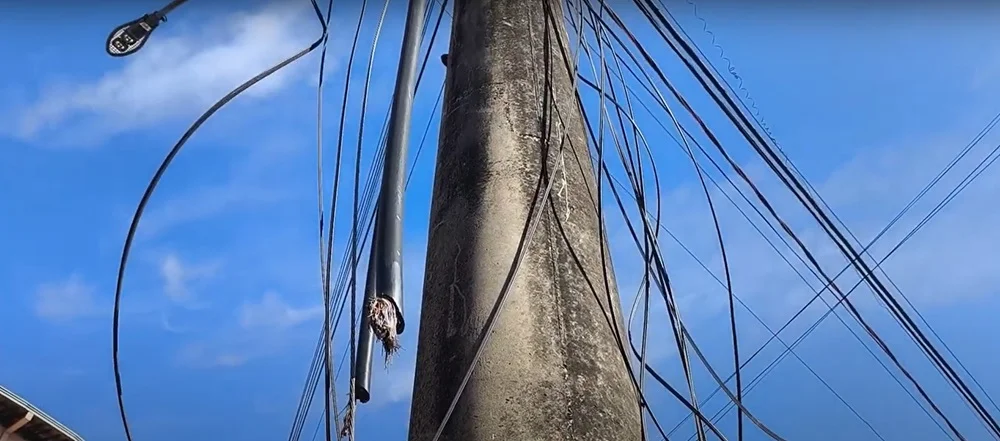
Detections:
[111, 3, 328, 440]
[576, 4, 786, 439]
[577, 4, 774, 438]
[314, 1, 339, 440]
[592, 4, 962, 439]
[639, 2, 1000, 434]
[561, 3, 674, 438]
[598, 13, 659, 440]
[700, 140, 1000, 436]
[575, 23, 911, 439]
[582, 23, 905, 436]
[596, 3, 974, 439]
[287, 1, 450, 438]
[575, 7, 706, 439]
[587, 4, 661, 440]
[578, 44, 737, 441]
[347, 0, 394, 438]
[612, 12, 747, 436]
[561, 4, 680, 437]
[579, 69, 894, 441]
[575, 13, 960, 437]
[667, 0, 1000, 422]
[580, 49, 910, 437]
[291, 1, 373, 438]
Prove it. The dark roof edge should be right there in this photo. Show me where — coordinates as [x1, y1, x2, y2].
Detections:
[0, 385, 84, 441]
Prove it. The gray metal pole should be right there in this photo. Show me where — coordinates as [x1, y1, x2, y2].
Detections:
[354, 215, 379, 403]
[407, 0, 643, 439]
[371, 0, 430, 330]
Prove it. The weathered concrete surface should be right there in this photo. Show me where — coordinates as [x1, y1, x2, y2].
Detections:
[406, 0, 643, 440]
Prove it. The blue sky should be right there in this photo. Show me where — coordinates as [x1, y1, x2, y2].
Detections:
[2, 1, 1000, 440]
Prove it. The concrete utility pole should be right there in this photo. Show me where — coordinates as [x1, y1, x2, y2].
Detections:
[407, 0, 643, 439]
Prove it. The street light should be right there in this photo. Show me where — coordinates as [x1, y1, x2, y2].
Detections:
[105, 0, 189, 57]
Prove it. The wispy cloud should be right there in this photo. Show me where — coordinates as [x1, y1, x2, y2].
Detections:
[239, 291, 323, 330]
[8, 2, 323, 145]
[33, 274, 103, 323]
[176, 291, 322, 368]
[136, 134, 304, 238]
[160, 252, 220, 306]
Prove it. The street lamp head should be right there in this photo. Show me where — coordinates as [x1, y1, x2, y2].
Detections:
[105, 13, 164, 57]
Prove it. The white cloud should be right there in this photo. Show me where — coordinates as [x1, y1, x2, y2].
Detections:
[34, 275, 102, 322]
[135, 133, 305, 238]
[239, 291, 323, 330]
[10, 2, 323, 144]
[159, 252, 220, 305]
[175, 291, 321, 368]
[140, 180, 288, 237]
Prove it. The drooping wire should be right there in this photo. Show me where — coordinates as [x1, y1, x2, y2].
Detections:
[577, 69, 892, 441]
[664, 0, 1000, 428]
[580, 8, 976, 438]
[111, 3, 329, 440]
[287, 2, 451, 438]
[314, 0, 339, 440]
[588, 2, 964, 436]
[554, 2, 675, 437]
[695, 122, 1000, 437]
[576, 3, 788, 439]
[639, 2, 1000, 435]
[588, 12, 660, 439]
[587, 3, 662, 440]
[290, 1, 373, 438]
[576, 3, 771, 438]
[345, 0, 394, 437]
[573, 6, 709, 439]
[583, 31, 956, 435]
[597, 3, 982, 439]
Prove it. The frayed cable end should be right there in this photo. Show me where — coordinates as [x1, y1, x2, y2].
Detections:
[368, 297, 400, 364]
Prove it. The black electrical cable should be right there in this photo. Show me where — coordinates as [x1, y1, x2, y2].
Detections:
[574, 8, 707, 439]
[563, 4, 755, 438]
[586, 4, 660, 439]
[584, 5, 952, 438]
[578, 38, 932, 435]
[575, 5, 784, 439]
[314, 1, 338, 440]
[288, 1, 449, 438]
[576, 24, 961, 438]
[585, 18, 709, 441]
[577, 59, 742, 441]
[590, 4, 972, 439]
[599, 23, 660, 441]
[291, 0, 374, 437]
[663, 1, 1000, 429]
[637, 1, 1000, 434]
[662, 11, 1000, 417]
[563, 4, 671, 437]
[560, 5, 678, 438]
[579, 71, 894, 441]
[698, 139, 1000, 438]
[111, 3, 329, 440]
[575, 18, 957, 436]
[345, 0, 393, 437]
